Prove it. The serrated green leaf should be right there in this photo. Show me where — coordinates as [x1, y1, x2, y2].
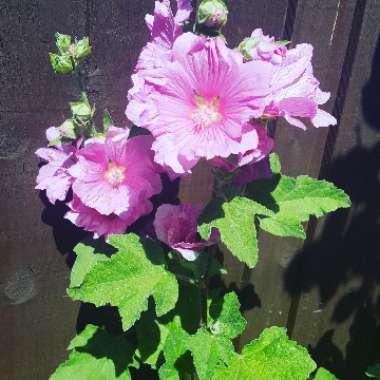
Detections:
[314, 367, 339, 380]
[198, 196, 273, 268]
[70, 242, 108, 288]
[49, 52, 73, 73]
[366, 364, 380, 379]
[209, 292, 247, 339]
[269, 152, 281, 174]
[74, 36, 92, 59]
[212, 326, 316, 380]
[259, 216, 306, 239]
[50, 324, 133, 380]
[55, 33, 72, 55]
[58, 118, 76, 139]
[163, 317, 190, 364]
[188, 328, 234, 380]
[136, 314, 169, 369]
[68, 234, 179, 331]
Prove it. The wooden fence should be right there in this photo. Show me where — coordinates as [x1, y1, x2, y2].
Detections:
[1, 0, 380, 379]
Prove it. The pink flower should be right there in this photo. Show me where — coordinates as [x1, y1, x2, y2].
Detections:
[65, 195, 153, 239]
[68, 127, 162, 221]
[35, 127, 77, 204]
[138, 0, 192, 75]
[242, 28, 287, 65]
[154, 203, 215, 261]
[263, 43, 336, 129]
[211, 122, 273, 173]
[127, 33, 274, 174]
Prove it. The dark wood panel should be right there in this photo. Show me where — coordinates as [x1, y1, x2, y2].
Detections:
[288, 1, 380, 378]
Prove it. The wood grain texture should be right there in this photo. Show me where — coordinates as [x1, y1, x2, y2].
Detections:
[288, 1, 380, 378]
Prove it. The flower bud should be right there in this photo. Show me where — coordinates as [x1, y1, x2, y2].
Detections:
[196, 0, 228, 33]
[55, 33, 72, 55]
[74, 37, 92, 59]
[238, 29, 288, 64]
[57, 118, 76, 139]
[48, 53, 74, 73]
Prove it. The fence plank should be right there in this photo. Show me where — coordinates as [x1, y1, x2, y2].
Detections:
[240, 0, 359, 346]
[288, 1, 380, 378]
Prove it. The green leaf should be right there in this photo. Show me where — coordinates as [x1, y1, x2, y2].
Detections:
[49, 52, 74, 73]
[159, 362, 180, 380]
[162, 317, 190, 365]
[58, 118, 76, 139]
[70, 99, 92, 119]
[259, 216, 306, 239]
[212, 326, 316, 380]
[70, 241, 108, 288]
[103, 109, 114, 132]
[366, 364, 380, 379]
[136, 314, 169, 369]
[50, 324, 134, 380]
[314, 367, 339, 380]
[74, 36, 92, 59]
[47, 135, 63, 147]
[276, 39, 290, 46]
[68, 234, 179, 331]
[188, 328, 234, 380]
[269, 152, 281, 174]
[55, 33, 72, 55]
[198, 196, 273, 268]
[209, 292, 247, 339]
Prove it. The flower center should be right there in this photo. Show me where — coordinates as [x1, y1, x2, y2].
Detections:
[191, 94, 221, 128]
[104, 162, 126, 187]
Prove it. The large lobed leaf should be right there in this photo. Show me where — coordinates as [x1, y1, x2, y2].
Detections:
[212, 326, 316, 380]
[68, 234, 179, 331]
[50, 324, 133, 380]
[198, 196, 273, 268]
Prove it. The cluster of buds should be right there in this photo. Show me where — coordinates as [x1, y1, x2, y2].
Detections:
[49, 33, 91, 74]
[196, 0, 228, 34]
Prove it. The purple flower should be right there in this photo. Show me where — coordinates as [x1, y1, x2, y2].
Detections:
[153, 203, 216, 261]
[35, 127, 77, 204]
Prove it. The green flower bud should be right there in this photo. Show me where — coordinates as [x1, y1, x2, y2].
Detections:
[48, 53, 74, 74]
[74, 37, 92, 59]
[57, 118, 76, 139]
[55, 33, 72, 55]
[69, 93, 93, 127]
[197, 0, 228, 32]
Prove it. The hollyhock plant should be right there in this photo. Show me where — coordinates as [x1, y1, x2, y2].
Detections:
[154, 203, 216, 260]
[127, 33, 275, 175]
[68, 127, 162, 224]
[35, 127, 77, 204]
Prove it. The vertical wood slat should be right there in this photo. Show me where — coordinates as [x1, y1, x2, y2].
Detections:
[289, 1, 380, 378]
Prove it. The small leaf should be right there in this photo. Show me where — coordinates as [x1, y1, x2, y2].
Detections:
[49, 52, 74, 73]
[314, 367, 339, 380]
[68, 234, 179, 331]
[209, 292, 247, 339]
[74, 36, 92, 59]
[47, 135, 63, 147]
[159, 362, 180, 380]
[269, 152, 281, 174]
[50, 324, 134, 380]
[55, 33, 72, 55]
[188, 328, 234, 380]
[103, 109, 114, 133]
[276, 39, 290, 46]
[212, 326, 316, 380]
[58, 118, 76, 139]
[199, 196, 273, 268]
